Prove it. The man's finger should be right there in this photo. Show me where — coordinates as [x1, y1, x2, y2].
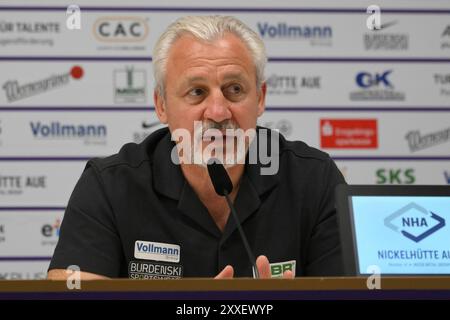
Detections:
[215, 265, 234, 279]
[282, 270, 294, 279]
[256, 255, 271, 278]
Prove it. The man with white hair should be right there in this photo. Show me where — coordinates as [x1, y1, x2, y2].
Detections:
[48, 15, 345, 280]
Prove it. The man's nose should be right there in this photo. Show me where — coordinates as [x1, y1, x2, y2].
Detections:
[203, 89, 232, 123]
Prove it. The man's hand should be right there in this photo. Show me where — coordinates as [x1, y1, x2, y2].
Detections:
[214, 255, 294, 279]
[47, 269, 109, 280]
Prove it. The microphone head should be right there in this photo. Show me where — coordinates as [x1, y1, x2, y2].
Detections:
[207, 158, 233, 196]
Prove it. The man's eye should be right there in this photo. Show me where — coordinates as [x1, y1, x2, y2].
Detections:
[188, 88, 205, 96]
[226, 84, 242, 95]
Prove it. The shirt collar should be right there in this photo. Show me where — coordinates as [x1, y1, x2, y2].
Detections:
[152, 128, 279, 238]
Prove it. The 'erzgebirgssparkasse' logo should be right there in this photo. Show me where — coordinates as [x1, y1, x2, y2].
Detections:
[265, 74, 321, 96]
[384, 203, 446, 242]
[320, 119, 378, 149]
[256, 22, 332, 46]
[350, 70, 405, 101]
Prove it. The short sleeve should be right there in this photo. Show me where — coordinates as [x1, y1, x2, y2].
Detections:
[48, 163, 124, 277]
[305, 158, 346, 276]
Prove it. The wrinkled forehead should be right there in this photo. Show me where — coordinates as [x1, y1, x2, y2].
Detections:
[165, 33, 257, 83]
[167, 32, 254, 64]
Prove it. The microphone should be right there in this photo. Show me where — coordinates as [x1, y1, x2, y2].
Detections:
[207, 159, 260, 278]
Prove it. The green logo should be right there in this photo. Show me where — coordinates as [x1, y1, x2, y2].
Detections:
[270, 260, 296, 278]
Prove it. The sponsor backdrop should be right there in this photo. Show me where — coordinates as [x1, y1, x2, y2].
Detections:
[0, 0, 449, 278]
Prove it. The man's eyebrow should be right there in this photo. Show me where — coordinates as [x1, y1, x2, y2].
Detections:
[178, 76, 207, 89]
[185, 76, 207, 83]
[222, 73, 247, 82]
[180, 74, 248, 87]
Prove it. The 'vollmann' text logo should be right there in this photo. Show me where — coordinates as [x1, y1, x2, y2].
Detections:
[134, 240, 180, 263]
[257, 22, 332, 40]
[30, 121, 107, 138]
[384, 202, 446, 242]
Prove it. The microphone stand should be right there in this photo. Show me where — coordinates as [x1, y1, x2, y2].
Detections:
[223, 189, 260, 279]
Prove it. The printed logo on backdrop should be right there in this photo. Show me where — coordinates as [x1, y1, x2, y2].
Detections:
[114, 67, 146, 103]
[93, 16, 149, 51]
[2, 66, 84, 103]
[266, 74, 321, 96]
[320, 119, 378, 149]
[441, 25, 450, 50]
[257, 22, 332, 46]
[0, 20, 60, 47]
[0, 224, 5, 243]
[30, 121, 107, 145]
[434, 74, 450, 96]
[261, 119, 293, 137]
[133, 120, 163, 143]
[376, 168, 415, 184]
[0, 175, 46, 196]
[0, 271, 47, 280]
[364, 19, 409, 51]
[444, 171, 450, 184]
[41, 218, 61, 246]
[350, 70, 405, 101]
[384, 202, 445, 243]
[405, 127, 450, 152]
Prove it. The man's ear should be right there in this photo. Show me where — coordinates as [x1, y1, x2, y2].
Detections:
[257, 82, 266, 117]
[154, 90, 168, 124]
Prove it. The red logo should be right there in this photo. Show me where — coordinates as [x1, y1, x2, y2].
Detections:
[320, 119, 378, 149]
[70, 66, 84, 79]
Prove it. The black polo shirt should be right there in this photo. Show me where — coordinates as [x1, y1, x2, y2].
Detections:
[49, 127, 346, 278]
